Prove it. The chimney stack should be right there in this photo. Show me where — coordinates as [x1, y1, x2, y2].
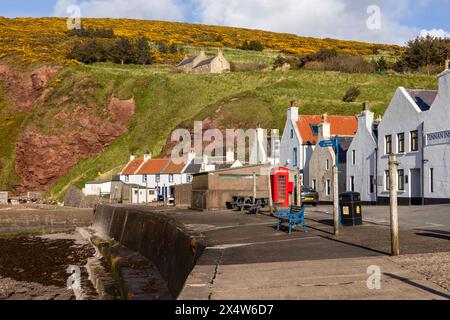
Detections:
[287, 98, 299, 123]
[144, 152, 151, 162]
[363, 101, 370, 112]
[318, 114, 331, 140]
[130, 154, 136, 162]
[446, 59, 450, 71]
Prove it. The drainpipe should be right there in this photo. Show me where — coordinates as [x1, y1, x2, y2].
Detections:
[375, 147, 379, 205]
[421, 121, 426, 206]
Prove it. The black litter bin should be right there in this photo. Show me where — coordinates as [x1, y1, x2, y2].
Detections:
[339, 192, 363, 226]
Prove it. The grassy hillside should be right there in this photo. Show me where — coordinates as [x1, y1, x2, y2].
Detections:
[0, 17, 403, 67]
[40, 64, 437, 200]
[0, 82, 26, 190]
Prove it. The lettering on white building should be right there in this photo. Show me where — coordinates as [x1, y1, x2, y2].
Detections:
[426, 130, 450, 146]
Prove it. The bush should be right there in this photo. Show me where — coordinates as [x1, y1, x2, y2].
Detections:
[68, 26, 115, 38]
[303, 61, 325, 71]
[324, 55, 376, 73]
[241, 40, 264, 51]
[68, 36, 154, 65]
[342, 86, 361, 102]
[230, 62, 266, 72]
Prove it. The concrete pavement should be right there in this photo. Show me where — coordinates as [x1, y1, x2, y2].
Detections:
[174, 208, 450, 300]
[314, 204, 450, 231]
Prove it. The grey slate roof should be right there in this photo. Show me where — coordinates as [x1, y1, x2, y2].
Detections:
[337, 136, 354, 164]
[194, 57, 215, 68]
[215, 163, 235, 170]
[407, 90, 438, 111]
[183, 162, 202, 174]
[178, 55, 196, 67]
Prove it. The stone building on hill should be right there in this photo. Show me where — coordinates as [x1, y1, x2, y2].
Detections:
[177, 50, 230, 74]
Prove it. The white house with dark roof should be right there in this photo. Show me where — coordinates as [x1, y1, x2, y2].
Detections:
[177, 50, 230, 74]
[280, 99, 358, 187]
[346, 102, 379, 204]
[377, 61, 450, 205]
[308, 115, 354, 202]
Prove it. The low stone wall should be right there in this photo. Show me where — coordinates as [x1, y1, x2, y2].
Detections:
[0, 205, 93, 233]
[92, 205, 204, 298]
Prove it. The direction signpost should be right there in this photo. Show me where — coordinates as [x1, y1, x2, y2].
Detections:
[319, 136, 341, 236]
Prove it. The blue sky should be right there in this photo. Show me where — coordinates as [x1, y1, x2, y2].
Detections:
[1, 0, 449, 45]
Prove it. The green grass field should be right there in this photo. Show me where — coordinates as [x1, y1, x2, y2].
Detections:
[0, 64, 438, 199]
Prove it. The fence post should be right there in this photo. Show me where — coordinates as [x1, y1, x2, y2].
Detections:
[333, 165, 340, 236]
[389, 154, 400, 256]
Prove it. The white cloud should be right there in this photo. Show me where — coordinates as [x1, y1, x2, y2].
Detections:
[54, 0, 444, 45]
[193, 0, 419, 45]
[53, 0, 184, 21]
[420, 28, 450, 38]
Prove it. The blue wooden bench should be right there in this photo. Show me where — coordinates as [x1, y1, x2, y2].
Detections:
[275, 205, 308, 234]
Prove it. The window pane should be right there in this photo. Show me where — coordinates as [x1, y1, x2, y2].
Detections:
[398, 170, 405, 191]
[411, 131, 419, 151]
[385, 135, 392, 154]
[398, 133, 405, 153]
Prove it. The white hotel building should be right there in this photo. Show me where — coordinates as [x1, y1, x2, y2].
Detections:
[350, 61, 450, 205]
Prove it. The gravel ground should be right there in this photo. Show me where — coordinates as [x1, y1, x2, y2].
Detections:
[0, 232, 97, 300]
[390, 252, 450, 292]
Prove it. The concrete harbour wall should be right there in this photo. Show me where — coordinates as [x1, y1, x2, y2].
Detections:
[92, 205, 204, 298]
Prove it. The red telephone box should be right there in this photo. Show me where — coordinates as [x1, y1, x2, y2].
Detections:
[271, 167, 294, 207]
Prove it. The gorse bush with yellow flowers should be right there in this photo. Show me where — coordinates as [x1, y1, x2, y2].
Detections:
[0, 17, 403, 67]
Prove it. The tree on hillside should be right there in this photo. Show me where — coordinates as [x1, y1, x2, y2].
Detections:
[376, 56, 388, 72]
[68, 39, 109, 64]
[111, 38, 134, 64]
[396, 35, 450, 73]
[134, 36, 154, 65]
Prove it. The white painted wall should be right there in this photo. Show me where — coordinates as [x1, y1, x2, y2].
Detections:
[377, 88, 427, 202]
[83, 182, 112, 196]
[280, 106, 306, 177]
[422, 69, 450, 201]
[346, 110, 377, 203]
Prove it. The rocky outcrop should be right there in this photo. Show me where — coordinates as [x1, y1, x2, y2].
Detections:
[14, 97, 136, 193]
[0, 63, 61, 112]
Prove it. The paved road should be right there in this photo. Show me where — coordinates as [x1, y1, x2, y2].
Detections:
[313, 204, 450, 231]
[175, 209, 450, 300]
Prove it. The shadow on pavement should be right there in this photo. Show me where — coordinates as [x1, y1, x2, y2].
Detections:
[319, 235, 390, 256]
[415, 230, 450, 241]
[384, 272, 450, 299]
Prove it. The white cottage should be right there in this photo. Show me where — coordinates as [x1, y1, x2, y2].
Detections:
[377, 61, 450, 205]
[346, 103, 379, 204]
[178, 50, 230, 74]
[308, 115, 354, 202]
[280, 99, 358, 186]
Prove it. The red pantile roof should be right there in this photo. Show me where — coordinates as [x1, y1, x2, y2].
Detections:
[297, 115, 358, 144]
[121, 159, 144, 175]
[135, 159, 170, 175]
[161, 160, 186, 174]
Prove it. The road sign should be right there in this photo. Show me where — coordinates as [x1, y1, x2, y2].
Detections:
[319, 140, 336, 148]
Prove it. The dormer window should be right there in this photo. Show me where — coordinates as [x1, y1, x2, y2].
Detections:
[310, 124, 319, 137]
